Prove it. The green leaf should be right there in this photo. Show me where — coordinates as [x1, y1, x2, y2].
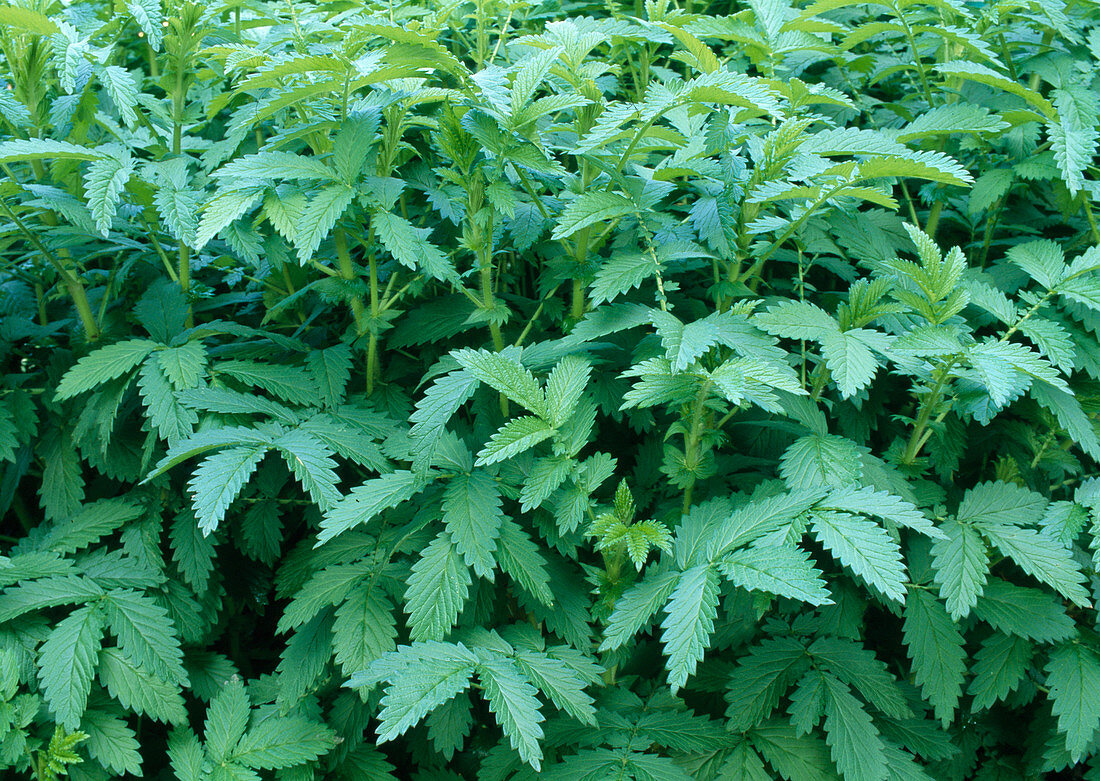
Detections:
[545, 355, 592, 427]
[127, 0, 164, 48]
[371, 642, 478, 742]
[956, 481, 1047, 527]
[1046, 643, 1100, 763]
[477, 655, 545, 771]
[83, 708, 142, 776]
[975, 523, 1090, 607]
[39, 605, 105, 729]
[590, 251, 658, 306]
[333, 585, 397, 675]
[404, 531, 471, 641]
[443, 470, 504, 579]
[215, 151, 339, 182]
[138, 362, 198, 445]
[0, 138, 98, 164]
[44, 498, 144, 555]
[495, 519, 553, 606]
[930, 518, 989, 620]
[205, 678, 251, 762]
[726, 637, 813, 732]
[971, 578, 1076, 643]
[271, 429, 341, 510]
[721, 742, 772, 781]
[55, 340, 158, 400]
[373, 210, 459, 283]
[196, 187, 264, 250]
[513, 649, 596, 726]
[824, 486, 943, 540]
[453, 349, 546, 416]
[157, 342, 208, 389]
[600, 568, 679, 652]
[84, 152, 134, 237]
[188, 444, 269, 535]
[410, 369, 479, 472]
[318, 470, 430, 544]
[719, 545, 832, 606]
[293, 184, 355, 262]
[98, 646, 187, 724]
[551, 191, 636, 240]
[902, 590, 965, 726]
[806, 636, 910, 720]
[305, 344, 352, 409]
[750, 721, 837, 781]
[0, 575, 104, 622]
[279, 560, 373, 633]
[935, 61, 1055, 118]
[820, 673, 888, 781]
[660, 564, 720, 693]
[476, 416, 554, 466]
[967, 632, 1033, 711]
[167, 729, 205, 781]
[215, 360, 319, 406]
[811, 511, 908, 603]
[103, 589, 187, 686]
[781, 435, 864, 490]
[232, 716, 336, 769]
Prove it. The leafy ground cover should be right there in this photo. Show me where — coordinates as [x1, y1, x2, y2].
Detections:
[2, 0, 1100, 778]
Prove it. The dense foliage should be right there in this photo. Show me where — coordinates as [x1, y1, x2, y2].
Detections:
[2, 0, 1100, 778]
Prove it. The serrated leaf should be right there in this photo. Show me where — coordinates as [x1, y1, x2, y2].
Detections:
[719, 545, 832, 605]
[495, 519, 553, 606]
[83, 708, 142, 776]
[443, 470, 503, 579]
[477, 655, 545, 771]
[39, 605, 105, 729]
[1046, 643, 1100, 763]
[902, 590, 965, 726]
[975, 523, 1090, 607]
[551, 191, 636, 240]
[373, 210, 459, 283]
[103, 589, 187, 686]
[811, 512, 907, 603]
[967, 632, 1033, 711]
[205, 678, 250, 762]
[372, 643, 477, 742]
[971, 578, 1075, 643]
[56, 340, 158, 400]
[475, 416, 554, 466]
[404, 531, 471, 641]
[318, 470, 429, 544]
[930, 518, 989, 620]
[305, 344, 352, 409]
[660, 564, 719, 693]
[821, 673, 888, 781]
[98, 646, 187, 725]
[333, 585, 397, 674]
[232, 716, 336, 769]
[188, 444, 268, 535]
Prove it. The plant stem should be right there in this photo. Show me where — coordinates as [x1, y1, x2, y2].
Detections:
[681, 383, 710, 515]
[0, 198, 99, 340]
[334, 227, 373, 391]
[901, 360, 955, 465]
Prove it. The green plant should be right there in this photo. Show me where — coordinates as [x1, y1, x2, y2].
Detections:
[3, 0, 1100, 778]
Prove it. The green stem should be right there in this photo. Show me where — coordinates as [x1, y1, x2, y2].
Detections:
[334, 227, 373, 390]
[924, 201, 943, 238]
[172, 45, 194, 328]
[900, 360, 955, 465]
[681, 383, 710, 515]
[1082, 196, 1100, 245]
[0, 198, 99, 341]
